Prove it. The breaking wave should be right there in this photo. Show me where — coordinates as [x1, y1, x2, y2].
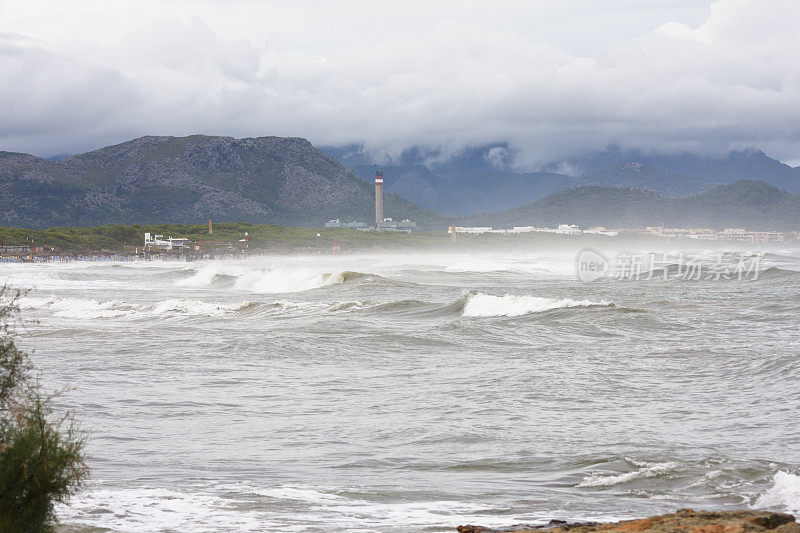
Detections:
[577, 458, 679, 488]
[327, 301, 368, 312]
[755, 471, 800, 514]
[18, 296, 259, 319]
[149, 299, 258, 317]
[18, 296, 131, 319]
[56, 482, 519, 533]
[176, 264, 381, 294]
[462, 292, 613, 317]
[233, 267, 347, 293]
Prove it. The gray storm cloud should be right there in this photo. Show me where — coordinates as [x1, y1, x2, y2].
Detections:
[1, 0, 799, 165]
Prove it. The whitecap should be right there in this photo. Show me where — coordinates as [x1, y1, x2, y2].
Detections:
[148, 299, 254, 317]
[175, 262, 348, 294]
[55, 486, 264, 532]
[175, 263, 229, 287]
[234, 267, 345, 293]
[755, 471, 800, 513]
[18, 296, 130, 319]
[577, 460, 678, 488]
[18, 296, 255, 320]
[462, 292, 611, 317]
[56, 483, 549, 532]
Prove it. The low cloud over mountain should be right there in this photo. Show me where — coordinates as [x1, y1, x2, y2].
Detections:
[2, 1, 800, 168]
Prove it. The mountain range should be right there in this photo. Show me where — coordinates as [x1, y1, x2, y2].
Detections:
[323, 144, 800, 216]
[461, 180, 800, 231]
[323, 145, 575, 217]
[0, 135, 444, 229]
[2, 134, 800, 231]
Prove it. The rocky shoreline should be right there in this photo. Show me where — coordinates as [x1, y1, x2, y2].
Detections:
[457, 510, 799, 533]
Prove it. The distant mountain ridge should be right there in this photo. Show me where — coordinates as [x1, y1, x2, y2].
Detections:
[0, 135, 445, 229]
[581, 163, 710, 196]
[323, 144, 800, 215]
[5, 135, 799, 231]
[461, 180, 800, 230]
[558, 146, 800, 192]
[323, 144, 576, 216]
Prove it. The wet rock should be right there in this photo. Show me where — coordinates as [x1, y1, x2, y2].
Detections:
[457, 510, 799, 533]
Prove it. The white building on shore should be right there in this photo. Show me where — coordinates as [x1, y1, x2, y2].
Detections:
[449, 226, 494, 234]
[144, 233, 191, 251]
[555, 224, 581, 235]
[583, 226, 619, 236]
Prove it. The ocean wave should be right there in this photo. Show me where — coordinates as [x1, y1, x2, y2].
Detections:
[175, 264, 235, 288]
[19, 293, 372, 320]
[577, 459, 678, 488]
[176, 263, 381, 293]
[235, 267, 348, 293]
[56, 482, 530, 532]
[327, 301, 368, 312]
[148, 299, 258, 317]
[16, 296, 58, 309]
[368, 299, 439, 317]
[18, 296, 260, 319]
[55, 485, 265, 532]
[18, 296, 131, 319]
[754, 471, 800, 513]
[754, 267, 800, 280]
[462, 292, 613, 318]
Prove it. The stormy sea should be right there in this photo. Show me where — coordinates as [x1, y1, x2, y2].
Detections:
[3, 247, 800, 532]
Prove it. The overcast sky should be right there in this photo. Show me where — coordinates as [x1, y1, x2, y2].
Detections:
[2, 0, 800, 166]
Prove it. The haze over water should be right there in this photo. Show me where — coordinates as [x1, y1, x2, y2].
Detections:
[4, 248, 800, 532]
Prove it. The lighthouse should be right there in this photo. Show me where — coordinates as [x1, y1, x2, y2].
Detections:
[374, 170, 384, 226]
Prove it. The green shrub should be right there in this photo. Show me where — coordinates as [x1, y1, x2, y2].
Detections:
[0, 287, 88, 532]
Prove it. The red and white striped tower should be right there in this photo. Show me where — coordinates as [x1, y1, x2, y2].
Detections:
[374, 170, 384, 227]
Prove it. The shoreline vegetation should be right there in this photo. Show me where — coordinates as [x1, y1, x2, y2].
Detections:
[456, 509, 799, 533]
[1, 223, 796, 262]
[0, 287, 88, 529]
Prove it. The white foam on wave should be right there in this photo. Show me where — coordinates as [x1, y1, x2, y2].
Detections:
[18, 296, 256, 320]
[235, 267, 345, 293]
[15, 291, 361, 322]
[16, 296, 56, 309]
[56, 486, 264, 532]
[257, 486, 347, 503]
[755, 471, 800, 513]
[176, 263, 348, 294]
[175, 263, 228, 287]
[463, 292, 611, 317]
[56, 482, 547, 532]
[328, 300, 368, 312]
[18, 296, 129, 319]
[578, 459, 678, 488]
[149, 299, 253, 317]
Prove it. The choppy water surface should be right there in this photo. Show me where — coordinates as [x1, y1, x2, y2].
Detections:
[3, 248, 800, 532]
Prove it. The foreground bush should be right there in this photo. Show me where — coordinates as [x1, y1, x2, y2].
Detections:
[0, 287, 87, 532]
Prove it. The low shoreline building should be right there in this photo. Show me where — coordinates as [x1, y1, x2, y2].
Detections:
[144, 233, 191, 251]
[377, 218, 417, 233]
[325, 218, 417, 233]
[647, 226, 788, 243]
[325, 219, 369, 229]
